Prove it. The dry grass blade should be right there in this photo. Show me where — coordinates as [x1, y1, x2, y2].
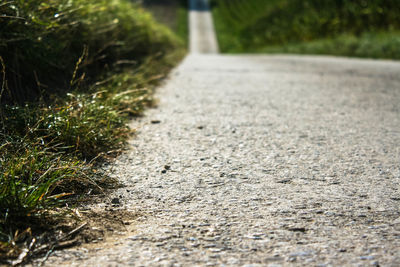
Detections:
[0, 56, 6, 103]
[70, 45, 88, 88]
[10, 238, 36, 266]
[35, 222, 88, 266]
[114, 88, 149, 98]
[0, 15, 25, 20]
[64, 223, 88, 239]
[0, 2, 14, 8]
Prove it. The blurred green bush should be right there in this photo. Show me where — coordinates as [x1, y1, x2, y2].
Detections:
[211, 0, 400, 58]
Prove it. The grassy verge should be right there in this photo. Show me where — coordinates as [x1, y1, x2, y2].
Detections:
[256, 31, 400, 60]
[211, 0, 400, 59]
[142, 0, 189, 45]
[176, 0, 189, 45]
[0, 0, 184, 263]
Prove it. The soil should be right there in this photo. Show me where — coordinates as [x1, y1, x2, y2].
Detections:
[2, 195, 139, 267]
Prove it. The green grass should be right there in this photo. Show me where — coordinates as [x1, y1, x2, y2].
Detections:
[176, 0, 189, 46]
[0, 0, 185, 262]
[141, 0, 189, 46]
[256, 31, 400, 60]
[0, 0, 182, 103]
[211, 0, 400, 59]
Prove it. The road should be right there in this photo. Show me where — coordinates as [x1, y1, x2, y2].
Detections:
[44, 0, 400, 266]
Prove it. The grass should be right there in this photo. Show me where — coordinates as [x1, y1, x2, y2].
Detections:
[0, 0, 182, 103]
[211, 0, 400, 59]
[176, 0, 189, 46]
[0, 0, 185, 263]
[142, 0, 189, 45]
[256, 31, 400, 60]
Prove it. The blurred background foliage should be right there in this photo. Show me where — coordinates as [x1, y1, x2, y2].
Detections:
[211, 0, 400, 59]
[141, 0, 188, 44]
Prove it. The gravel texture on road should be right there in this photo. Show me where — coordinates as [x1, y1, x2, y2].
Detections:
[44, 54, 400, 266]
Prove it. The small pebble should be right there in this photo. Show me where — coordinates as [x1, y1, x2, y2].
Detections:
[111, 198, 120, 204]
